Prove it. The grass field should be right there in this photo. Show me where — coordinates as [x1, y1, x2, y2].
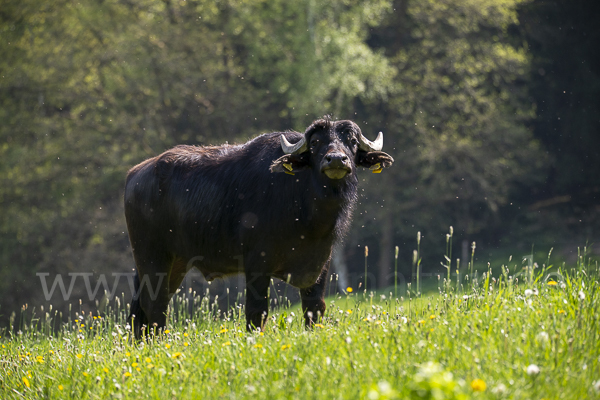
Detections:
[1, 249, 599, 399]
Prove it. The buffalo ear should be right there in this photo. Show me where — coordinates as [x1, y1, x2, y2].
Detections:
[270, 153, 310, 175]
[356, 151, 394, 172]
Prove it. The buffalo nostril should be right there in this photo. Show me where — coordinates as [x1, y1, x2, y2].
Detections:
[326, 156, 332, 162]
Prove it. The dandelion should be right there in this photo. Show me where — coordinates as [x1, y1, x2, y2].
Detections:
[172, 352, 182, 359]
[123, 372, 132, 378]
[184, 332, 189, 337]
[82, 372, 89, 377]
[76, 354, 83, 359]
[165, 344, 171, 349]
[347, 287, 353, 293]
[22, 377, 30, 388]
[253, 344, 263, 348]
[220, 328, 229, 334]
[345, 337, 352, 344]
[558, 309, 565, 314]
[145, 357, 151, 363]
[346, 309, 353, 314]
[58, 385, 64, 391]
[526, 364, 540, 376]
[103, 367, 109, 373]
[524, 289, 533, 297]
[132, 362, 138, 367]
[418, 320, 425, 325]
[470, 379, 486, 391]
[147, 364, 154, 369]
[222, 341, 232, 347]
[184, 342, 189, 347]
[429, 315, 436, 320]
[281, 344, 291, 350]
[547, 280, 558, 286]
[164, 329, 170, 334]
[315, 324, 325, 328]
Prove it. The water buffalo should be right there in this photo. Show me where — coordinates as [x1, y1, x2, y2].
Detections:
[125, 118, 393, 336]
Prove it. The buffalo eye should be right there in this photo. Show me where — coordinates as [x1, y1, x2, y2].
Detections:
[350, 137, 358, 145]
[310, 139, 319, 148]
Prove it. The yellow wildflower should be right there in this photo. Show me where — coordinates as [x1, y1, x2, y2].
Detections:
[103, 367, 109, 373]
[145, 357, 151, 363]
[470, 379, 486, 391]
[123, 372, 132, 378]
[132, 362, 138, 368]
[172, 352, 182, 359]
[346, 287, 353, 293]
[220, 328, 229, 334]
[547, 281, 558, 286]
[222, 341, 232, 347]
[165, 344, 171, 349]
[281, 344, 291, 350]
[253, 344, 263, 348]
[58, 385, 64, 391]
[76, 354, 83, 359]
[22, 377, 30, 388]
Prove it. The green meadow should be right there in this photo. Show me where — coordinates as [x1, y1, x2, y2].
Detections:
[1, 249, 599, 400]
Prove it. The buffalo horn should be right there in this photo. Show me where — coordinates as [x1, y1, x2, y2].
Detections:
[280, 134, 308, 155]
[358, 131, 384, 152]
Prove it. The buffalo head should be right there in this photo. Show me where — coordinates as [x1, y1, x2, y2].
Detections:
[270, 119, 394, 180]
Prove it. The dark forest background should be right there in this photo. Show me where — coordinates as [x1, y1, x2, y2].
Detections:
[1, 0, 598, 323]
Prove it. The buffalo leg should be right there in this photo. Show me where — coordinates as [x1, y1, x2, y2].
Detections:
[244, 272, 271, 331]
[128, 242, 172, 338]
[128, 273, 148, 337]
[300, 264, 330, 327]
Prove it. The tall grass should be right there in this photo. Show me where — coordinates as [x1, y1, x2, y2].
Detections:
[1, 247, 599, 399]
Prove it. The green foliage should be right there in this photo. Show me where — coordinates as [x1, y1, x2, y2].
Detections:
[0, 0, 594, 320]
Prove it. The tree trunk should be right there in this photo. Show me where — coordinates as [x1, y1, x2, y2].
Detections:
[331, 242, 349, 293]
[378, 213, 393, 289]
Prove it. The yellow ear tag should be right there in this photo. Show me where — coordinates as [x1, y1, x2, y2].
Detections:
[283, 163, 293, 172]
[284, 171, 295, 176]
[370, 163, 383, 173]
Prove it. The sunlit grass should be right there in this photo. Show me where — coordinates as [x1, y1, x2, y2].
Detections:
[1, 248, 599, 399]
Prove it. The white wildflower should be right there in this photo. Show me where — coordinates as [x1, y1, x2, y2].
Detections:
[524, 289, 533, 297]
[537, 331, 549, 343]
[578, 290, 585, 300]
[491, 383, 507, 394]
[526, 364, 540, 376]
